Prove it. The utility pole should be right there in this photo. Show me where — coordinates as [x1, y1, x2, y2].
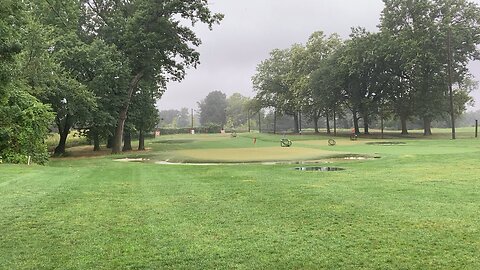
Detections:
[476, 120, 478, 138]
[448, 28, 456, 140]
[191, 108, 194, 130]
[273, 110, 277, 134]
[248, 110, 251, 132]
[333, 107, 337, 137]
[298, 111, 302, 134]
[258, 110, 261, 133]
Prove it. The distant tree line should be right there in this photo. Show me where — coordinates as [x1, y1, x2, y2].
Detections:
[252, 0, 480, 136]
[0, 0, 222, 164]
[159, 92, 253, 131]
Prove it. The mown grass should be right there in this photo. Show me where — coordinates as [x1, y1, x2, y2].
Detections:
[1, 131, 480, 269]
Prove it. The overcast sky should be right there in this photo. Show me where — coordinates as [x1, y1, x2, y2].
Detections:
[158, 0, 480, 111]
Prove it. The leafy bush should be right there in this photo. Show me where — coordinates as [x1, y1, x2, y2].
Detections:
[0, 85, 54, 164]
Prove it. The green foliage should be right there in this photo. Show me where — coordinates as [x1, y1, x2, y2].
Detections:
[129, 81, 160, 134]
[304, 32, 343, 124]
[253, 48, 295, 113]
[0, 1, 54, 164]
[253, 0, 480, 136]
[58, 37, 131, 144]
[226, 93, 250, 129]
[0, 84, 54, 164]
[381, 0, 480, 133]
[0, 0, 22, 88]
[81, 0, 223, 153]
[198, 91, 228, 126]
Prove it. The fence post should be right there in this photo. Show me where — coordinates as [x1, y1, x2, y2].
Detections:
[476, 120, 478, 138]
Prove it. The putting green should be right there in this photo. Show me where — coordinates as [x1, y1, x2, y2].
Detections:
[171, 146, 345, 162]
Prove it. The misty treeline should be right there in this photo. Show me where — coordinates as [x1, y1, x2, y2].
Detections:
[252, 0, 480, 136]
[159, 92, 251, 131]
[0, 0, 222, 164]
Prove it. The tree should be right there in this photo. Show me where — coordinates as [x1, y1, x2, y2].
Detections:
[198, 91, 228, 127]
[0, 86, 54, 164]
[20, 1, 97, 155]
[226, 93, 250, 129]
[177, 108, 191, 128]
[82, 0, 223, 153]
[158, 109, 180, 128]
[252, 48, 299, 132]
[310, 50, 346, 134]
[337, 29, 386, 135]
[303, 32, 343, 133]
[0, 1, 54, 164]
[128, 80, 160, 151]
[375, 32, 415, 135]
[380, 0, 480, 135]
[56, 38, 131, 151]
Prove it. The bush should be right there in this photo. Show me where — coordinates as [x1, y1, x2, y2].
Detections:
[0, 85, 54, 164]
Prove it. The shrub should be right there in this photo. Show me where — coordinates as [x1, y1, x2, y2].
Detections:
[0, 85, 54, 164]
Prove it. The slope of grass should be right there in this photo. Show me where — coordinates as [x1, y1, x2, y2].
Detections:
[1, 133, 480, 269]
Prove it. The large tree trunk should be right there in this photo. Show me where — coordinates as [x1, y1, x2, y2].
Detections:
[314, 114, 319, 134]
[423, 117, 432, 136]
[400, 114, 409, 135]
[112, 72, 144, 154]
[138, 130, 145, 151]
[353, 112, 360, 135]
[54, 115, 71, 156]
[363, 114, 370, 135]
[106, 135, 114, 149]
[293, 113, 299, 133]
[258, 112, 262, 133]
[123, 130, 132, 151]
[273, 110, 277, 134]
[93, 131, 101, 151]
[326, 111, 331, 135]
[333, 108, 337, 137]
[381, 114, 384, 139]
[298, 112, 302, 133]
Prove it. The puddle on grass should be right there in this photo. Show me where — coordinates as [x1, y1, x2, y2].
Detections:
[295, 167, 345, 172]
[366, 142, 406, 146]
[155, 161, 238, 166]
[262, 160, 323, 165]
[328, 154, 381, 160]
[116, 158, 373, 166]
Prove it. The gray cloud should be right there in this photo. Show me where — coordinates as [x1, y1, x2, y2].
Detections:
[158, 0, 480, 112]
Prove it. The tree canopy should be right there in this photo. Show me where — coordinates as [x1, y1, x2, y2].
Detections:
[252, 0, 480, 136]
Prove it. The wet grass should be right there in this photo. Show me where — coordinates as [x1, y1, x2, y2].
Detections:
[1, 131, 480, 269]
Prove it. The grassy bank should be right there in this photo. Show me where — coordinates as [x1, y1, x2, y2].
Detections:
[1, 132, 480, 269]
